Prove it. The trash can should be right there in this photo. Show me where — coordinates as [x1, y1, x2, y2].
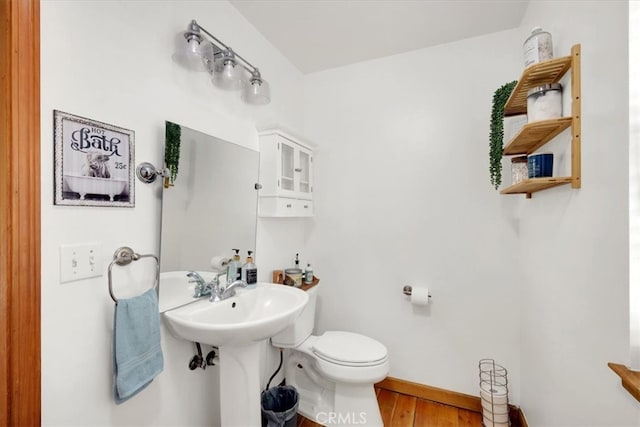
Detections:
[261, 385, 299, 427]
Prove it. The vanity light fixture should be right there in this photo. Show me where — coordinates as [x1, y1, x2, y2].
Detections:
[173, 20, 271, 105]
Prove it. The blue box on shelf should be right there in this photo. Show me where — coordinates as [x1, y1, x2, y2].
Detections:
[528, 153, 554, 178]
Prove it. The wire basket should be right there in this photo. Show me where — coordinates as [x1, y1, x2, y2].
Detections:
[479, 359, 510, 427]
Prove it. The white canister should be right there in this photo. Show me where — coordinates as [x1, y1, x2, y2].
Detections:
[523, 27, 553, 67]
[527, 83, 562, 123]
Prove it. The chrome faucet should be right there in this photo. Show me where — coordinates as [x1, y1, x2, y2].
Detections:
[187, 271, 213, 298]
[186, 271, 248, 302]
[215, 279, 248, 302]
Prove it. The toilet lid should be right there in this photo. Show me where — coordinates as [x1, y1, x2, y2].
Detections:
[312, 331, 387, 366]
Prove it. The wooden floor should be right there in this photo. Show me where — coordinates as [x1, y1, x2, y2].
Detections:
[297, 387, 484, 426]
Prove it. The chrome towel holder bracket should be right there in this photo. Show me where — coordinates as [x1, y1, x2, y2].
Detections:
[135, 162, 169, 184]
[108, 246, 160, 303]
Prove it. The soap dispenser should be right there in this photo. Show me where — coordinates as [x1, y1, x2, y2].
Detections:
[227, 249, 241, 282]
[304, 263, 313, 285]
[241, 250, 258, 289]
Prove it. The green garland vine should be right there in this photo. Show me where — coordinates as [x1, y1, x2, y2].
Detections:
[489, 80, 518, 190]
[165, 121, 181, 184]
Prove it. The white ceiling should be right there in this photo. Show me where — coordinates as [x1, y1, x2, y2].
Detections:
[230, 0, 530, 74]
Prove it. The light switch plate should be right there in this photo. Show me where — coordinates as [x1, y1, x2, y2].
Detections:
[60, 242, 103, 283]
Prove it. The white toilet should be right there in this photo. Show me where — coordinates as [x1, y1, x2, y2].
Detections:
[271, 284, 390, 426]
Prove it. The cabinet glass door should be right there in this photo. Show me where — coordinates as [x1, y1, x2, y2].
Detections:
[298, 150, 311, 194]
[280, 142, 294, 191]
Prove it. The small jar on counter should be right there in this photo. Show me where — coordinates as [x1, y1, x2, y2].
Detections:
[284, 268, 302, 287]
[304, 263, 313, 285]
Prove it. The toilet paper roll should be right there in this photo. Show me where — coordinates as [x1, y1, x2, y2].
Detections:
[480, 382, 508, 397]
[480, 383, 508, 405]
[210, 256, 231, 272]
[481, 398, 509, 414]
[482, 415, 509, 427]
[410, 287, 430, 306]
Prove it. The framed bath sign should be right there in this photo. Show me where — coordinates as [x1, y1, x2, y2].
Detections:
[54, 110, 134, 207]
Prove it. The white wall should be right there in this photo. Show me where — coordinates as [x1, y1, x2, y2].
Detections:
[303, 29, 524, 402]
[517, 1, 639, 426]
[40, 1, 305, 425]
[304, 1, 640, 426]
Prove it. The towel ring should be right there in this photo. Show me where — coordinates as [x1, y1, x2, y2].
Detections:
[107, 246, 160, 303]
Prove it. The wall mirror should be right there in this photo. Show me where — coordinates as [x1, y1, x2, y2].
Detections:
[158, 123, 259, 311]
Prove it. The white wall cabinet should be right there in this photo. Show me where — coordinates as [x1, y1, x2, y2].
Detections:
[258, 128, 314, 217]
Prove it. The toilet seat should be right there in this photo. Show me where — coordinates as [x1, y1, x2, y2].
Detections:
[312, 331, 388, 367]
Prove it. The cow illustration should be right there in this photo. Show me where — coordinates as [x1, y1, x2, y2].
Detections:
[81, 152, 111, 179]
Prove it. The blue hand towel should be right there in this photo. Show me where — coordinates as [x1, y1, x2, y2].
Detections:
[113, 288, 164, 404]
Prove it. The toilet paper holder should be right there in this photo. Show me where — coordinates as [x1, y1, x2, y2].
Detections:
[402, 285, 431, 299]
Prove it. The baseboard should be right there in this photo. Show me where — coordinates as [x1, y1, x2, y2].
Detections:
[375, 376, 527, 426]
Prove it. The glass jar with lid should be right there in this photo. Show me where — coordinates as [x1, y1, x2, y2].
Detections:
[523, 27, 553, 67]
[527, 83, 562, 123]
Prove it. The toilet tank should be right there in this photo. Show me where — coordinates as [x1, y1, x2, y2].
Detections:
[271, 284, 318, 348]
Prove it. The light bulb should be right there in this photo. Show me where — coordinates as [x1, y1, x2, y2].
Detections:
[223, 61, 237, 79]
[172, 22, 207, 72]
[242, 70, 270, 105]
[187, 38, 199, 55]
[211, 48, 243, 90]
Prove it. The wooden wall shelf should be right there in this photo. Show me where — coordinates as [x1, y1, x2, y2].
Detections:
[500, 44, 581, 198]
[500, 177, 572, 198]
[504, 55, 573, 117]
[609, 363, 640, 403]
[503, 117, 572, 155]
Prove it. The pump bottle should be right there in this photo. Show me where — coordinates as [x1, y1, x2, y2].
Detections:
[227, 249, 241, 282]
[241, 251, 258, 289]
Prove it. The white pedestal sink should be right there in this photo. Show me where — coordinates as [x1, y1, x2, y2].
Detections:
[163, 282, 308, 426]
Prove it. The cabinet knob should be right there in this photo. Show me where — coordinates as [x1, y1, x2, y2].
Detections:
[286, 204, 292, 208]
[303, 205, 309, 209]
[294, 168, 302, 172]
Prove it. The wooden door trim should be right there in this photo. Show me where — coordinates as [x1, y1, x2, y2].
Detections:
[0, 0, 41, 425]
